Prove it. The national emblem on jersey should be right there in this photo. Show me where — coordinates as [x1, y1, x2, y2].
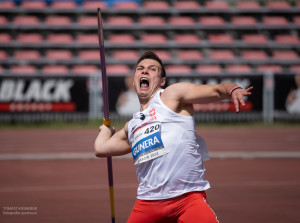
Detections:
[131, 122, 167, 165]
[149, 108, 156, 117]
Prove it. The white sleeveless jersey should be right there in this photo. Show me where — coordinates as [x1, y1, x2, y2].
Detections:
[128, 89, 210, 200]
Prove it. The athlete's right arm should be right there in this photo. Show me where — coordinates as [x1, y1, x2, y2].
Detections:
[94, 122, 131, 157]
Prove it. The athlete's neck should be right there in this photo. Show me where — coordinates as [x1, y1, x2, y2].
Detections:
[139, 88, 160, 111]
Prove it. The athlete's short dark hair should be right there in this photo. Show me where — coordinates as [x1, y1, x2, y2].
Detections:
[136, 51, 166, 78]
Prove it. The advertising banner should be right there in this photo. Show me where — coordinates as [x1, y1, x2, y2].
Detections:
[1, 74, 298, 122]
[0, 76, 89, 115]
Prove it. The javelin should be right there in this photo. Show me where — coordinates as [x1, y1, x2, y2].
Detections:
[97, 8, 115, 223]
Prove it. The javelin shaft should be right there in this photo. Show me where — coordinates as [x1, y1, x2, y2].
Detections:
[97, 8, 109, 121]
[99, 45, 109, 121]
[97, 8, 115, 223]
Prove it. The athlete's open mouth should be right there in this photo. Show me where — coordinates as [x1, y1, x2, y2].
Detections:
[140, 77, 149, 88]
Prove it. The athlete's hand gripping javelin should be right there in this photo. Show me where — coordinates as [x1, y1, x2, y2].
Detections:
[95, 125, 115, 149]
[98, 125, 116, 138]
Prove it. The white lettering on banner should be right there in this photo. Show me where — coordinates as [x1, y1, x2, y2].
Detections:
[42, 79, 55, 101]
[0, 79, 74, 102]
[0, 79, 14, 101]
[53, 80, 73, 102]
[24, 79, 41, 101]
[14, 79, 26, 101]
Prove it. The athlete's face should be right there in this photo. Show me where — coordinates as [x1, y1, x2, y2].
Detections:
[133, 59, 166, 101]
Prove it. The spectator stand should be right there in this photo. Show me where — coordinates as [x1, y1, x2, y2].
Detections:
[0, 0, 299, 76]
[0, 0, 300, 122]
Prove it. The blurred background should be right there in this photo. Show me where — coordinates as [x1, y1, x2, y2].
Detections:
[0, 0, 300, 124]
[0, 1, 300, 223]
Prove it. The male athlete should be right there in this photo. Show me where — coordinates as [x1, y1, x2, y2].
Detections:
[94, 51, 253, 222]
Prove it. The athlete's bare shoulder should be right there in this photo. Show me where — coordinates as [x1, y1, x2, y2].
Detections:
[160, 83, 194, 115]
[161, 83, 187, 101]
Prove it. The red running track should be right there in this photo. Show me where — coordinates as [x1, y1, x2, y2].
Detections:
[0, 126, 300, 223]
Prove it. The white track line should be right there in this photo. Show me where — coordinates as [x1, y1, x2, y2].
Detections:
[214, 181, 300, 187]
[0, 184, 138, 193]
[0, 151, 300, 161]
[1, 181, 299, 193]
[209, 151, 300, 159]
[0, 152, 97, 160]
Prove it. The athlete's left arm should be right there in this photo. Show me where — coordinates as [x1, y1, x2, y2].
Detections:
[163, 82, 253, 113]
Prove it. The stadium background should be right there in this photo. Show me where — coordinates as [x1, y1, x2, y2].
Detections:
[1, 0, 300, 122]
[0, 0, 300, 223]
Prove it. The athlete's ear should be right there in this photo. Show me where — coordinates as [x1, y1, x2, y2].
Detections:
[160, 77, 166, 87]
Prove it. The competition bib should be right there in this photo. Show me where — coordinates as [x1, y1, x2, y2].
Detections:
[131, 123, 167, 165]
